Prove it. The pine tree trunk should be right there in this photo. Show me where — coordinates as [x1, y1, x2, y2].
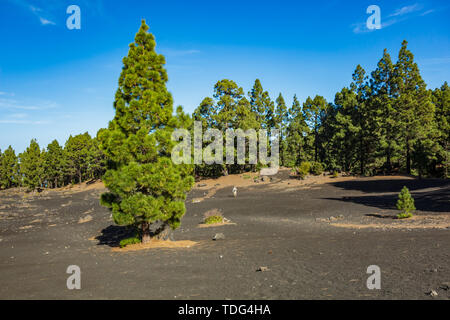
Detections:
[386, 147, 392, 172]
[141, 221, 151, 244]
[360, 136, 364, 175]
[406, 138, 411, 175]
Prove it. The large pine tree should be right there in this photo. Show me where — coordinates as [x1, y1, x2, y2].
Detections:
[393, 40, 435, 174]
[99, 20, 194, 243]
[44, 140, 65, 188]
[0, 146, 18, 189]
[19, 139, 43, 190]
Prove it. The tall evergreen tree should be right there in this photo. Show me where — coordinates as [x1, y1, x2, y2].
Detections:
[370, 49, 399, 172]
[431, 82, 450, 177]
[275, 93, 289, 165]
[393, 40, 435, 174]
[303, 95, 327, 162]
[0, 146, 18, 189]
[285, 95, 309, 166]
[19, 139, 43, 190]
[98, 20, 194, 243]
[44, 140, 65, 188]
[248, 79, 274, 130]
[65, 132, 93, 184]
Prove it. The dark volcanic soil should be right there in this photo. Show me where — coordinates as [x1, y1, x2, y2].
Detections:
[0, 175, 449, 299]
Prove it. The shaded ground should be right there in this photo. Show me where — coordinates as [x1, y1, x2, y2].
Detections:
[0, 174, 449, 299]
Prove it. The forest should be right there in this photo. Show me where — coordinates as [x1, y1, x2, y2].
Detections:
[0, 39, 448, 192]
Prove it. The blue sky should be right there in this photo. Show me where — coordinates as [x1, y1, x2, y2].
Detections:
[0, 0, 449, 153]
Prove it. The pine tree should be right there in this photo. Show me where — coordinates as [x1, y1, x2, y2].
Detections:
[87, 137, 106, 181]
[303, 95, 327, 162]
[274, 93, 288, 165]
[393, 40, 435, 174]
[332, 87, 359, 172]
[98, 20, 194, 243]
[19, 139, 42, 190]
[285, 95, 309, 167]
[64, 133, 93, 184]
[396, 186, 415, 218]
[370, 49, 399, 172]
[431, 82, 450, 177]
[44, 140, 65, 188]
[248, 79, 274, 130]
[0, 146, 18, 189]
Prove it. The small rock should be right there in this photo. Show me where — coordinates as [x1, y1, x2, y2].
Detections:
[213, 233, 225, 241]
[440, 282, 450, 291]
[78, 215, 93, 224]
[197, 183, 207, 187]
[329, 216, 337, 221]
[428, 290, 438, 297]
[257, 266, 270, 272]
[219, 255, 223, 259]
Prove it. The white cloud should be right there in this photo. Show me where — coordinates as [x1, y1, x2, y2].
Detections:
[421, 9, 435, 16]
[0, 119, 49, 125]
[0, 98, 58, 111]
[389, 4, 421, 17]
[39, 17, 55, 25]
[8, 0, 56, 26]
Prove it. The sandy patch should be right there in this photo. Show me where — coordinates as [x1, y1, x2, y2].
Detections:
[193, 169, 417, 195]
[112, 239, 198, 252]
[331, 214, 450, 230]
[198, 221, 236, 228]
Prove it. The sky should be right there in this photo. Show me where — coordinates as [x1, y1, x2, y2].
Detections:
[0, 0, 449, 153]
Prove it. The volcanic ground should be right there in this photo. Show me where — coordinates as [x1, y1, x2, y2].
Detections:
[0, 170, 449, 299]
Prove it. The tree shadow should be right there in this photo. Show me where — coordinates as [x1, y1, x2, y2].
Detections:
[95, 225, 136, 247]
[330, 178, 450, 194]
[325, 185, 450, 213]
[365, 213, 397, 219]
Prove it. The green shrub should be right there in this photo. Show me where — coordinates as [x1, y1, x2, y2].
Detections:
[310, 162, 324, 175]
[332, 171, 339, 178]
[396, 186, 415, 219]
[296, 161, 311, 179]
[203, 208, 224, 224]
[204, 215, 224, 224]
[119, 236, 141, 248]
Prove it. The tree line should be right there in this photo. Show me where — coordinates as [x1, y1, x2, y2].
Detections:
[0, 132, 105, 190]
[193, 40, 449, 179]
[1, 40, 448, 192]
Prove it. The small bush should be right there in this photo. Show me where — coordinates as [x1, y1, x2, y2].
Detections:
[119, 236, 141, 248]
[332, 171, 339, 178]
[296, 161, 311, 179]
[204, 215, 224, 224]
[203, 208, 224, 224]
[396, 186, 415, 219]
[397, 212, 413, 219]
[310, 162, 324, 175]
